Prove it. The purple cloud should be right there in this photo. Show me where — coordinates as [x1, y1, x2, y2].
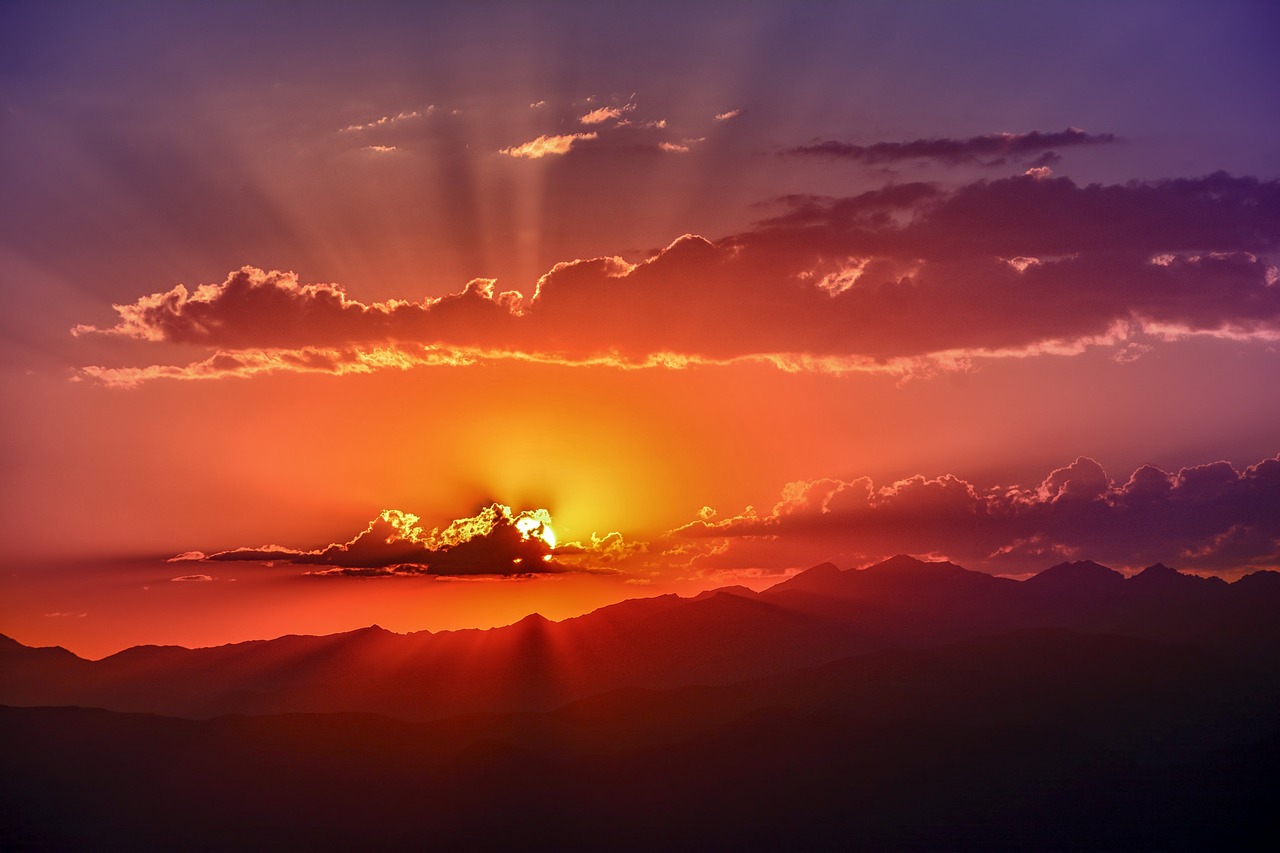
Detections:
[785, 128, 1118, 166]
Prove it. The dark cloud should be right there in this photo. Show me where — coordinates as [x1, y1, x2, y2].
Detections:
[673, 454, 1280, 575]
[75, 172, 1280, 381]
[201, 505, 565, 577]
[754, 172, 1280, 257]
[527, 232, 1280, 362]
[784, 128, 1118, 166]
[73, 268, 522, 350]
[1027, 151, 1062, 168]
[894, 172, 1280, 258]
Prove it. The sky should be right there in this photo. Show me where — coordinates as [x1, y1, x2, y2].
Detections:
[2, 0, 1279, 657]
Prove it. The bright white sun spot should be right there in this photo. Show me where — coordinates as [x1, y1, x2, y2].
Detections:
[515, 511, 557, 548]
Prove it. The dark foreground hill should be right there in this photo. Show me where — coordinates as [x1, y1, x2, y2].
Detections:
[4, 557, 1280, 849]
[3, 556, 1279, 721]
[3, 628, 1278, 851]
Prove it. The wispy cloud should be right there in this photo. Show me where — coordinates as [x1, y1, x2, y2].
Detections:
[714, 109, 741, 122]
[499, 132, 598, 158]
[785, 128, 1117, 165]
[339, 108, 431, 133]
[579, 103, 636, 125]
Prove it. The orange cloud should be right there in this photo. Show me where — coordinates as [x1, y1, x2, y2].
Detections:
[72, 345, 449, 387]
[73, 267, 523, 349]
[72, 174, 1280, 384]
[339, 108, 430, 133]
[499, 132, 598, 158]
[579, 103, 635, 125]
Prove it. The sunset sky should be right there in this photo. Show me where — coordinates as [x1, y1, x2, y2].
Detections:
[3, 1, 1278, 657]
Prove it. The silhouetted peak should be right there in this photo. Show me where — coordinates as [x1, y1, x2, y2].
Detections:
[874, 554, 929, 571]
[1233, 569, 1280, 592]
[574, 594, 684, 627]
[1027, 560, 1123, 588]
[320, 625, 397, 648]
[691, 585, 757, 602]
[0, 634, 84, 661]
[766, 561, 844, 593]
[1129, 563, 1209, 588]
[514, 612, 551, 626]
[100, 643, 190, 663]
[862, 554, 974, 579]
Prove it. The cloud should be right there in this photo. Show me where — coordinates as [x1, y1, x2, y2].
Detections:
[658, 141, 690, 153]
[74, 344, 484, 388]
[72, 341, 927, 388]
[363, 145, 397, 153]
[499, 132, 598, 158]
[187, 504, 629, 578]
[621, 118, 668, 130]
[670, 454, 1280, 575]
[579, 103, 635, 125]
[73, 267, 523, 350]
[871, 172, 1280, 258]
[784, 128, 1118, 165]
[74, 173, 1280, 383]
[170, 574, 214, 582]
[714, 109, 741, 122]
[340, 109, 430, 133]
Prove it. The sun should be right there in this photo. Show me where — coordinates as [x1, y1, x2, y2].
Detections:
[514, 510, 557, 549]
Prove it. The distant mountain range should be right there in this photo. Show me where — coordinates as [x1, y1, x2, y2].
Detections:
[3, 556, 1279, 850]
[4, 556, 1278, 721]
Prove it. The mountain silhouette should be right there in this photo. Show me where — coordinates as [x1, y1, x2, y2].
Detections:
[3, 627, 1276, 850]
[4, 556, 1279, 721]
[5, 555, 1280, 849]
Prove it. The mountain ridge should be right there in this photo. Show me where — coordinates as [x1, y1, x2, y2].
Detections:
[4, 555, 1279, 721]
[4, 625, 1277, 851]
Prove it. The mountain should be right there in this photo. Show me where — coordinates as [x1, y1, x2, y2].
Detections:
[6, 557, 1280, 849]
[3, 557, 1279, 721]
[4, 628, 1277, 851]
[1027, 558, 1124, 584]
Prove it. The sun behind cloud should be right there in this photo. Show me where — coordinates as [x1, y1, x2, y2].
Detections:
[179, 503, 630, 578]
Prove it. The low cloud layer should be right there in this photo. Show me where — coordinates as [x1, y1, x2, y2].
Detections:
[671, 454, 1280, 575]
[74, 172, 1280, 384]
[785, 128, 1118, 166]
[178, 504, 632, 578]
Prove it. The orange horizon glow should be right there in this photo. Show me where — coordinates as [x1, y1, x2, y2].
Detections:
[3, 2, 1278, 658]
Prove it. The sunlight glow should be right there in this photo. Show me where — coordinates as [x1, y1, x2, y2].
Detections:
[516, 511, 557, 548]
